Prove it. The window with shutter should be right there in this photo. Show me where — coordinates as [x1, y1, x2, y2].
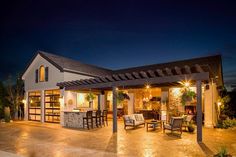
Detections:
[35, 69, 38, 83]
[39, 65, 45, 82]
[45, 67, 48, 81]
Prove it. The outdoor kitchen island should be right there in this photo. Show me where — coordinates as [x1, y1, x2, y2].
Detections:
[63, 111, 87, 128]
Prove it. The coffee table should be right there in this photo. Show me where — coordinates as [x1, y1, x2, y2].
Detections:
[146, 120, 160, 131]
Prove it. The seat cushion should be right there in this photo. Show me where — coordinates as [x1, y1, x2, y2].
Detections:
[123, 115, 134, 124]
[133, 114, 144, 122]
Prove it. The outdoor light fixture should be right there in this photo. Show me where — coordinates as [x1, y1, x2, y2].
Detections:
[184, 81, 190, 87]
[116, 87, 119, 91]
[146, 85, 150, 89]
[22, 99, 26, 104]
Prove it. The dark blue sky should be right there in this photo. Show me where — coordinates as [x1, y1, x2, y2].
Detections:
[0, 0, 236, 87]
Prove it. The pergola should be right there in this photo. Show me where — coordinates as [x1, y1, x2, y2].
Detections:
[57, 63, 212, 142]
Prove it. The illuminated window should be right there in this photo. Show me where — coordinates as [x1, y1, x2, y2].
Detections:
[39, 66, 45, 82]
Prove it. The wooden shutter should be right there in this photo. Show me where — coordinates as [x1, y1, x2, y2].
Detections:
[35, 69, 38, 83]
[45, 67, 49, 82]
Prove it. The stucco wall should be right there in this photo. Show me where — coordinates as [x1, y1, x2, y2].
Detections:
[23, 54, 63, 91]
[64, 72, 92, 81]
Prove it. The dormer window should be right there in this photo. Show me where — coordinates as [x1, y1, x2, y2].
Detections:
[39, 66, 45, 82]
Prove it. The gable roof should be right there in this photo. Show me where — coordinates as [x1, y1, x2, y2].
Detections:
[22, 50, 113, 78]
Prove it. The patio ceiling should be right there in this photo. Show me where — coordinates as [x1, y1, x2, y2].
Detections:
[57, 64, 210, 90]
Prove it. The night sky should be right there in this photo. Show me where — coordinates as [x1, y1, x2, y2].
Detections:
[0, 0, 236, 88]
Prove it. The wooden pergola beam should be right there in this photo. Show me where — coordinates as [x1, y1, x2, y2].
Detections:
[140, 71, 148, 78]
[165, 68, 173, 76]
[125, 73, 135, 80]
[118, 74, 127, 80]
[147, 70, 156, 78]
[132, 72, 141, 79]
[184, 65, 191, 74]
[174, 66, 182, 75]
[105, 75, 115, 82]
[65, 72, 209, 90]
[195, 64, 204, 73]
[112, 74, 121, 81]
[156, 69, 165, 77]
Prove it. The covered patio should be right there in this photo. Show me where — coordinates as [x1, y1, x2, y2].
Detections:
[57, 58, 222, 142]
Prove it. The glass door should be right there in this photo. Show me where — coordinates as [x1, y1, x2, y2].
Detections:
[44, 90, 60, 123]
[28, 91, 41, 121]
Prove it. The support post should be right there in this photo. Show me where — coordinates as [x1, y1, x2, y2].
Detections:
[41, 90, 45, 123]
[112, 86, 117, 133]
[197, 80, 202, 142]
[98, 94, 101, 110]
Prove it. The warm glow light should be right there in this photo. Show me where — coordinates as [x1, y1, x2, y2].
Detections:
[184, 81, 190, 87]
[146, 85, 150, 89]
[173, 88, 181, 95]
[217, 102, 222, 106]
[30, 100, 33, 103]
[22, 99, 26, 104]
[116, 87, 119, 91]
[59, 97, 64, 105]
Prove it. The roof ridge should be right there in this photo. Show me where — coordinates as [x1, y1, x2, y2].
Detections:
[38, 50, 112, 72]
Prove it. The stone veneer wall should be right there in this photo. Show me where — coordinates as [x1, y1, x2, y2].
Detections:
[168, 88, 184, 116]
[64, 112, 86, 128]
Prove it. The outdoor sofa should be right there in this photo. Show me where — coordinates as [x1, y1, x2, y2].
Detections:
[123, 114, 145, 129]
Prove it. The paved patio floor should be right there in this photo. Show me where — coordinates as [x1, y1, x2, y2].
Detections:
[0, 120, 236, 157]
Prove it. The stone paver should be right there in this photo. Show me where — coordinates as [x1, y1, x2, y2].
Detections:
[0, 120, 236, 157]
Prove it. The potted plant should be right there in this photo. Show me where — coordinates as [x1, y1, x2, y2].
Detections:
[180, 88, 196, 106]
[117, 91, 130, 104]
[85, 92, 95, 108]
[187, 120, 195, 133]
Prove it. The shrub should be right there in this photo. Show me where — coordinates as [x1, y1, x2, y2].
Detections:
[216, 118, 236, 129]
[214, 146, 232, 157]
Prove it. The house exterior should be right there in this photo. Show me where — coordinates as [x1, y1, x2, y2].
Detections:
[22, 51, 112, 123]
[22, 51, 223, 132]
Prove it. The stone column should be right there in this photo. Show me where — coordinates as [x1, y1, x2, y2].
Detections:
[41, 90, 45, 123]
[99, 94, 105, 111]
[204, 83, 218, 128]
[196, 80, 202, 142]
[127, 93, 134, 115]
[112, 86, 117, 133]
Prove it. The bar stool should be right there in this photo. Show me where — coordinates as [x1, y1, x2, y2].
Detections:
[102, 110, 108, 126]
[92, 110, 102, 127]
[83, 111, 93, 129]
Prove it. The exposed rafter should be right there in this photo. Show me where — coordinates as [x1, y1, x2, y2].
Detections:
[184, 65, 191, 74]
[112, 74, 121, 81]
[147, 70, 156, 78]
[195, 64, 204, 73]
[156, 69, 165, 77]
[125, 73, 135, 80]
[174, 66, 182, 75]
[140, 71, 148, 78]
[132, 72, 141, 79]
[165, 68, 172, 76]
[118, 74, 128, 80]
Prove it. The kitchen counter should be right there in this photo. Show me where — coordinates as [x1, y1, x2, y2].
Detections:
[63, 111, 87, 128]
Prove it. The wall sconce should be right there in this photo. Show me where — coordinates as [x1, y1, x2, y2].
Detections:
[59, 97, 64, 106]
[22, 99, 26, 104]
